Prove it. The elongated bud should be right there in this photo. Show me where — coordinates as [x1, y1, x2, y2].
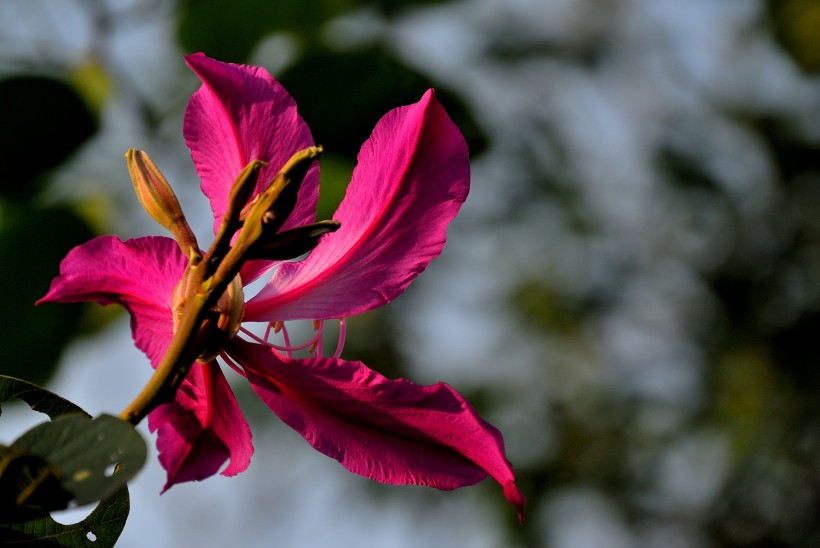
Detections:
[246, 219, 341, 261]
[224, 160, 267, 229]
[126, 149, 198, 255]
[239, 146, 322, 235]
[214, 146, 322, 284]
[202, 159, 267, 279]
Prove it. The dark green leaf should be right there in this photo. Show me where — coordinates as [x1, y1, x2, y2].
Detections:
[0, 205, 95, 386]
[0, 485, 131, 547]
[0, 377, 136, 545]
[0, 375, 87, 420]
[12, 414, 146, 505]
[0, 444, 72, 522]
[0, 76, 97, 196]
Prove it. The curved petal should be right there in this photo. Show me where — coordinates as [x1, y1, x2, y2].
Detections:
[183, 52, 318, 236]
[148, 360, 254, 491]
[37, 235, 184, 368]
[245, 90, 469, 322]
[231, 341, 524, 521]
[239, 258, 282, 287]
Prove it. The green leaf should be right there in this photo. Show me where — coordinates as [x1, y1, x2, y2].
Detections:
[0, 76, 97, 196]
[0, 205, 95, 386]
[0, 375, 87, 420]
[0, 444, 72, 522]
[12, 414, 146, 505]
[0, 485, 131, 547]
[0, 377, 138, 546]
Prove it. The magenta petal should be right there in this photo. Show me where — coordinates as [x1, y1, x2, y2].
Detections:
[232, 342, 524, 521]
[183, 52, 318, 236]
[37, 235, 184, 368]
[148, 360, 254, 491]
[239, 258, 282, 287]
[245, 90, 470, 322]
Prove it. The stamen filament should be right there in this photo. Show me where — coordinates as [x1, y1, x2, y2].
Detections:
[312, 320, 324, 356]
[239, 325, 322, 353]
[219, 351, 247, 378]
[235, 327, 292, 361]
[333, 318, 347, 359]
[280, 322, 293, 358]
[239, 326, 268, 345]
[240, 319, 347, 359]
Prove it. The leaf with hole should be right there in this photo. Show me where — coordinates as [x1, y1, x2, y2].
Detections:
[0, 376, 141, 546]
[0, 485, 131, 547]
[0, 443, 73, 521]
[11, 413, 147, 505]
[0, 375, 86, 419]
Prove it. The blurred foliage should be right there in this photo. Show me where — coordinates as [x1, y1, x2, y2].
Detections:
[8, 0, 820, 547]
[769, 0, 820, 73]
[0, 77, 96, 197]
[0, 206, 94, 385]
[479, 3, 820, 546]
[278, 48, 486, 158]
[315, 152, 354, 220]
[178, 0, 451, 61]
[178, 0, 351, 61]
[701, 113, 820, 545]
[510, 278, 589, 334]
[0, 75, 97, 385]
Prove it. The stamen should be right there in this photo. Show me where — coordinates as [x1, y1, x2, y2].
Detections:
[272, 331, 321, 353]
[219, 350, 247, 378]
[240, 324, 322, 354]
[239, 326, 269, 345]
[240, 319, 347, 359]
[311, 320, 324, 356]
[279, 322, 293, 359]
[333, 318, 347, 359]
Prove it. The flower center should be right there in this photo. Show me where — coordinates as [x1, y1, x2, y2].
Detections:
[171, 268, 245, 362]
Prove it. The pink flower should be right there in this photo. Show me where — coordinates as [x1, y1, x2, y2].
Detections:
[38, 53, 524, 522]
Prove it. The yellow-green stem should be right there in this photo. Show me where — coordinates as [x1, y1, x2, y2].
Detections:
[118, 147, 321, 425]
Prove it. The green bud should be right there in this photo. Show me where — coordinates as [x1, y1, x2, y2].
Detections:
[246, 220, 341, 261]
[126, 149, 198, 255]
[223, 160, 266, 229]
[239, 146, 322, 235]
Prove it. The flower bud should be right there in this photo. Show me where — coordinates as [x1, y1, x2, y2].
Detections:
[246, 220, 340, 261]
[239, 146, 322, 236]
[126, 149, 198, 254]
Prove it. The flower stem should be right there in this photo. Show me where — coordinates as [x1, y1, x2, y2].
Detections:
[118, 259, 217, 424]
[118, 147, 322, 425]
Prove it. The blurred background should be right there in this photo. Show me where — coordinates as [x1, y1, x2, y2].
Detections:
[2, 0, 820, 546]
